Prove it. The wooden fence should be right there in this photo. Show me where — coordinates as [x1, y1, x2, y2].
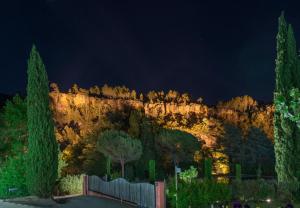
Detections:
[87, 175, 158, 208]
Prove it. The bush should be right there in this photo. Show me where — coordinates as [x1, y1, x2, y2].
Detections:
[149, 160, 156, 182]
[0, 154, 28, 199]
[110, 171, 121, 180]
[179, 166, 198, 184]
[167, 179, 231, 207]
[232, 179, 276, 202]
[59, 174, 83, 195]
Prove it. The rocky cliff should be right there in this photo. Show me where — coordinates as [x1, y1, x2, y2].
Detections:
[50, 90, 273, 148]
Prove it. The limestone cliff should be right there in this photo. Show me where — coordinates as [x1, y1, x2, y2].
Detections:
[50, 91, 273, 148]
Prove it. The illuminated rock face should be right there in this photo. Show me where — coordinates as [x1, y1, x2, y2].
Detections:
[49, 92, 274, 149]
[49, 91, 275, 176]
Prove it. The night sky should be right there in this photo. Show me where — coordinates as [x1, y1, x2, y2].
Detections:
[1, 1, 300, 105]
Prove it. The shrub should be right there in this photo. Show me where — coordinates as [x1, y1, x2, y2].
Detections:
[59, 174, 83, 195]
[204, 158, 212, 180]
[235, 164, 241, 182]
[167, 179, 231, 207]
[0, 154, 28, 199]
[110, 171, 121, 180]
[149, 160, 156, 182]
[232, 179, 275, 202]
[179, 166, 198, 184]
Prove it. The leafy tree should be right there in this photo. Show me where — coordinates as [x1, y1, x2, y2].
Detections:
[70, 84, 79, 94]
[156, 129, 201, 173]
[50, 83, 60, 93]
[274, 13, 300, 189]
[128, 110, 142, 138]
[26, 45, 58, 197]
[0, 95, 27, 164]
[96, 130, 142, 178]
[134, 117, 157, 179]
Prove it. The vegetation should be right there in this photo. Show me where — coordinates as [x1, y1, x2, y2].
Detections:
[59, 174, 83, 195]
[179, 166, 198, 184]
[0, 13, 296, 206]
[26, 45, 58, 198]
[0, 95, 27, 165]
[274, 12, 300, 194]
[235, 164, 241, 182]
[0, 152, 28, 199]
[167, 178, 231, 208]
[204, 158, 212, 181]
[149, 160, 156, 182]
[96, 130, 142, 178]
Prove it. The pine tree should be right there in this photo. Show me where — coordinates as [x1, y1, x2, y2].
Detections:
[26, 45, 58, 197]
[274, 12, 299, 187]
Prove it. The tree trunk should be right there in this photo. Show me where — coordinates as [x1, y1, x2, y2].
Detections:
[120, 160, 125, 178]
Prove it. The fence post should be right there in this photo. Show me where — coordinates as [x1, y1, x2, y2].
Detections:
[83, 175, 89, 196]
[155, 181, 166, 208]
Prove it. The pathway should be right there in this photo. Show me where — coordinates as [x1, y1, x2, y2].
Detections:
[1, 196, 135, 208]
[0, 200, 36, 208]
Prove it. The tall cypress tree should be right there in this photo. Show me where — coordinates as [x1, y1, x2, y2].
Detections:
[274, 13, 299, 187]
[26, 45, 58, 197]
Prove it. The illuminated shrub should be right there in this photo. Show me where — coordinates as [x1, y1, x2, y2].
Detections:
[59, 174, 83, 195]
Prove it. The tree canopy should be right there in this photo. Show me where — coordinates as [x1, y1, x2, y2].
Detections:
[96, 129, 142, 177]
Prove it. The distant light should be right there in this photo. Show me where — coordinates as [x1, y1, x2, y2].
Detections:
[266, 198, 271, 203]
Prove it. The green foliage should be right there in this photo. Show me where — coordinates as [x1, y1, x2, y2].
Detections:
[26, 45, 58, 197]
[231, 179, 276, 202]
[156, 129, 200, 165]
[149, 160, 156, 182]
[0, 153, 28, 199]
[235, 164, 241, 182]
[96, 129, 142, 177]
[274, 12, 300, 189]
[179, 166, 198, 184]
[167, 179, 231, 207]
[128, 110, 141, 138]
[110, 171, 121, 180]
[125, 164, 134, 181]
[106, 156, 111, 177]
[59, 174, 83, 195]
[204, 158, 212, 181]
[0, 95, 27, 164]
[58, 149, 67, 179]
[135, 117, 157, 180]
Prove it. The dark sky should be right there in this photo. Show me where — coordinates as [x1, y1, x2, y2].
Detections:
[1, 0, 300, 104]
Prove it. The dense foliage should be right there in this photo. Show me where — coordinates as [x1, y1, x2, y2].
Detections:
[0, 95, 27, 165]
[26, 45, 58, 197]
[59, 174, 83, 195]
[274, 13, 300, 192]
[0, 152, 28, 199]
[167, 179, 231, 207]
[96, 129, 142, 177]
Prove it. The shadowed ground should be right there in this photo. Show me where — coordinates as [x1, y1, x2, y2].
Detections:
[2, 196, 135, 208]
[59, 196, 134, 208]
